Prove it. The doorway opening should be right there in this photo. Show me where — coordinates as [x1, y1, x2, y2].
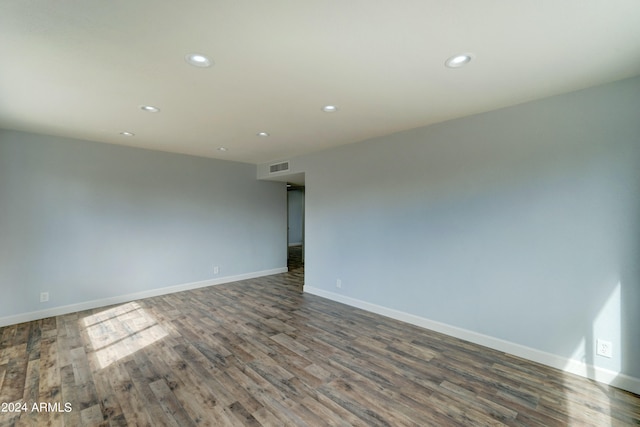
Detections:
[287, 183, 304, 272]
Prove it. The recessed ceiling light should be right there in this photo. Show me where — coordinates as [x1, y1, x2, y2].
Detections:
[322, 105, 338, 112]
[185, 53, 213, 68]
[120, 131, 135, 137]
[140, 105, 160, 113]
[257, 132, 270, 137]
[217, 147, 228, 152]
[445, 54, 473, 68]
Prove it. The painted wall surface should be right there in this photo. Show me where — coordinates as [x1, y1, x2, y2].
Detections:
[287, 189, 304, 245]
[0, 131, 286, 319]
[296, 77, 640, 378]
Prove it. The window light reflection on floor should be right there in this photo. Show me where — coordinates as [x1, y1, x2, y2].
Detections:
[564, 280, 621, 427]
[81, 302, 168, 369]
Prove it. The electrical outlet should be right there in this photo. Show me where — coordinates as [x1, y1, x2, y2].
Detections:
[40, 292, 49, 303]
[596, 339, 613, 358]
[213, 266, 219, 275]
[336, 279, 342, 289]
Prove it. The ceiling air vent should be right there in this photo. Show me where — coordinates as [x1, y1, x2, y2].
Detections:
[269, 161, 290, 174]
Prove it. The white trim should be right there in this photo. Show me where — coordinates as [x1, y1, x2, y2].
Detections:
[0, 268, 287, 327]
[304, 286, 640, 395]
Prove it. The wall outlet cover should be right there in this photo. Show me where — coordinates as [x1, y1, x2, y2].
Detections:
[596, 339, 613, 358]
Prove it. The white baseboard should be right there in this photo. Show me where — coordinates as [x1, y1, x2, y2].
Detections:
[304, 286, 640, 396]
[0, 267, 287, 328]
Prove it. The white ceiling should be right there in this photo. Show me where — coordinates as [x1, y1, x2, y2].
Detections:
[1, 1, 639, 165]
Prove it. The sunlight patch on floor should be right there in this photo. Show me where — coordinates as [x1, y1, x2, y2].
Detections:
[563, 281, 622, 426]
[81, 302, 168, 369]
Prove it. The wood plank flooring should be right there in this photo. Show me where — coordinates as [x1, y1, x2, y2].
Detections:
[1, 266, 639, 426]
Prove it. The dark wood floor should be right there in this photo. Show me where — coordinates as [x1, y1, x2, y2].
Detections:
[1, 261, 639, 426]
[287, 245, 303, 271]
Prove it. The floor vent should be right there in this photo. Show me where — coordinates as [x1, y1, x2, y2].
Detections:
[269, 161, 290, 174]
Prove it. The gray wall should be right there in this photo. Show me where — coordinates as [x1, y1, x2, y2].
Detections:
[295, 76, 640, 378]
[0, 130, 286, 319]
